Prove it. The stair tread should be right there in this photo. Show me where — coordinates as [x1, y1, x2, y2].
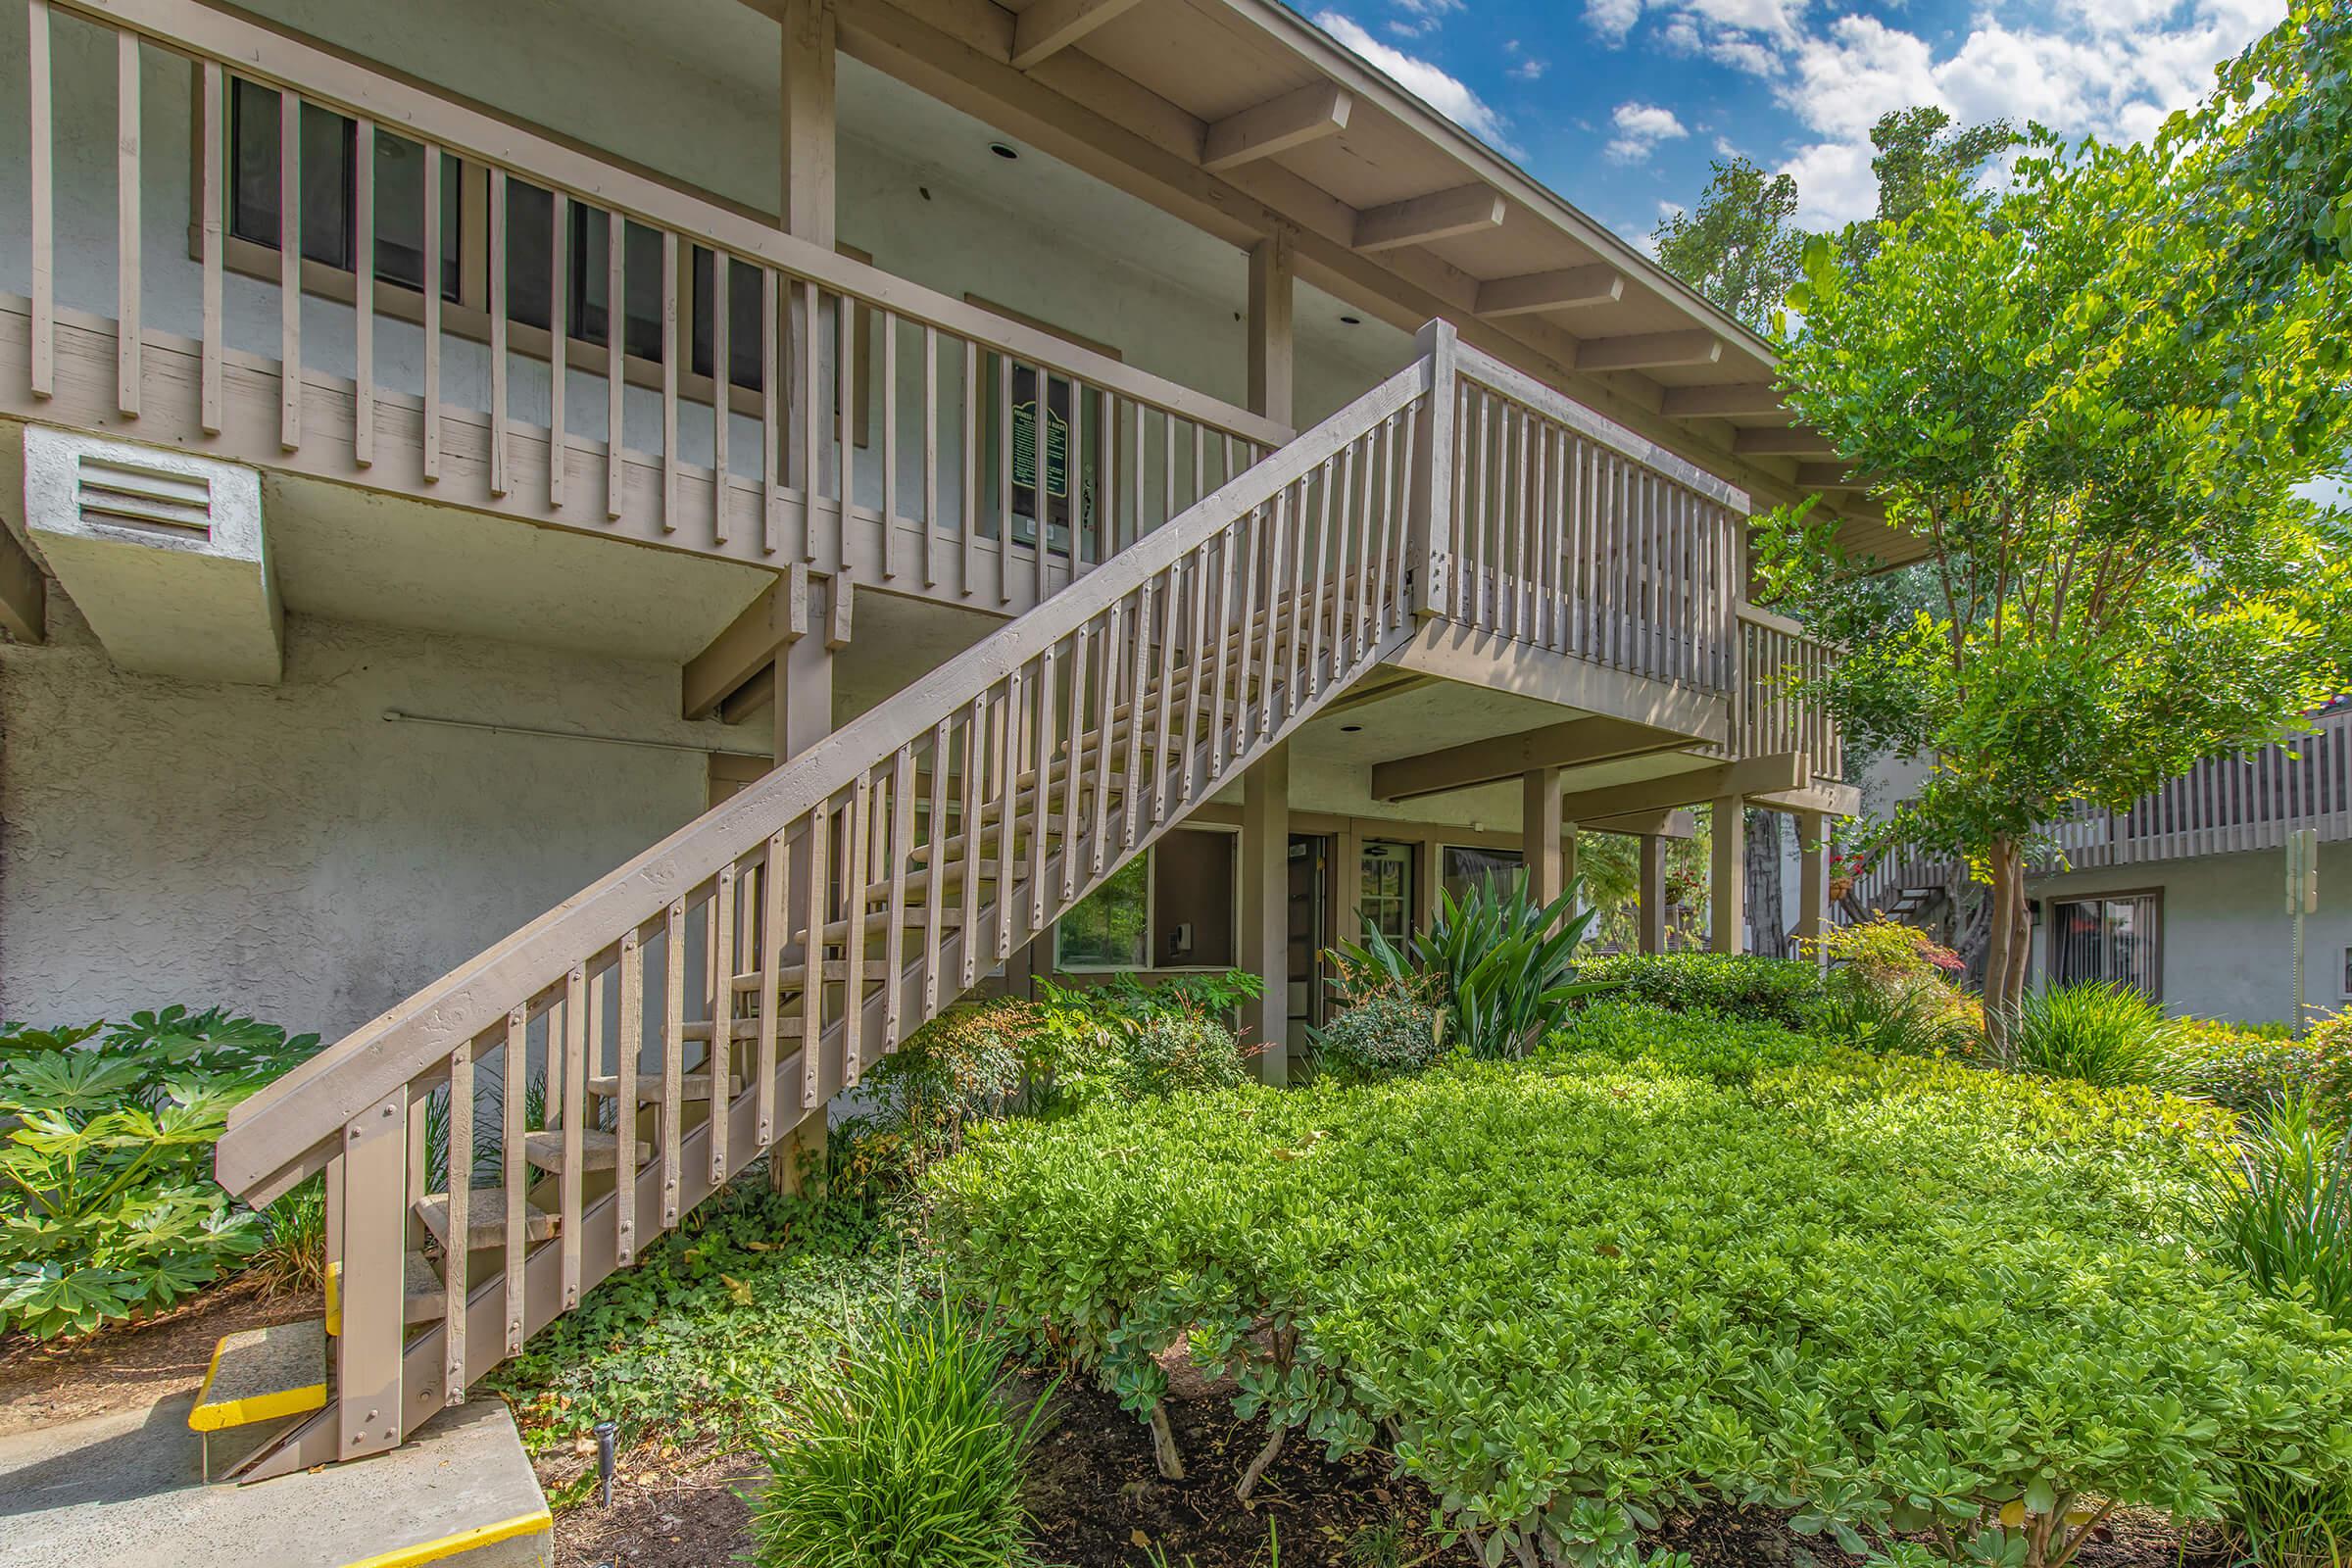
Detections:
[521, 1128, 652, 1171]
[584, 1070, 740, 1102]
[324, 1251, 444, 1335]
[190, 1317, 328, 1433]
[415, 1189, 558, 1250]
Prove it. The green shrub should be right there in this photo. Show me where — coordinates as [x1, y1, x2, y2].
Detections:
[1544, 1000, 1833, 1082]
[0, 1007, 318, 1338]
[2201, 1092, 2352, 1330]
[748, 1293, 1051, 1568]
[2173, 1012, 2352, 1119]
[1110, 1012, 1247, 1100]
[252, 1177, 328, 1297]
[1311, 993, 1448, 1079]
[1331, 881, 1609, 1059]
[929, 1045, 2340, 1568]
[1815, 979, 1983, 1058]
[2008, 980, 2186, 1088]
[1569, 953, 1829, 1027]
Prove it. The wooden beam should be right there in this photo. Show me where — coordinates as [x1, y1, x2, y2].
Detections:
[1748, 779, 1861, 816]
[1353, 184, 1505, 253]
[1554, 752, 1806, 821]
[1474, 265, 1623, 318]
[1371, 714, 1689, 802]
[1202, 81, 1351, 172]
[1583, 808, 1695, 840]
[1733, 425, 1837, 458]
[1794, 463, 1867, 491]
[682, 565, 810, 720]
[0, 525, 45, 644]
[1659, 383, 1785, 418]
[1010, 0, 1146, 71]
[1577, 330, 1722, 372]
[1385, 620, 1729, 744]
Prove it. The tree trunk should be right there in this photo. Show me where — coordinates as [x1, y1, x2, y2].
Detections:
[1744, 809, 1786, 957]
[1981, 836, 2033, 1058]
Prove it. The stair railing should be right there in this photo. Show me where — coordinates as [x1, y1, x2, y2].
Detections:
[215, 353, 1437, 1477]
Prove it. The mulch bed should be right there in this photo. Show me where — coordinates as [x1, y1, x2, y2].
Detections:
[0, 1274, 321, 1439]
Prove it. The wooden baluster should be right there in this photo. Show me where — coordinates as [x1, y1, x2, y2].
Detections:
[1284, 467, 1313, 716]
[661, 232, 680, 532]
[841, 781, 870, 1086]
[1130, 400, 1146, 552]
[1070, 381, 1089, 577]
[923, 720, 950, 1011]
[1229, 512, 1257, 757]
[1259, 493, 1289, 734]
[801, 282, 821, 558]
[1060, 625, 1089, 900]
[502, 1006, 527, 1354]
[1029, 650, 1056, 934]
[198, 60, 223, 431]
[277, 87, 300, 450]
[1179, 553, 1206, 796]
[443, 1040, 471, 1404]
[488, 170, 509, 498]
[615, 929, 641, 1266]
[1304, 457, 1334, 701]
[352, 119, 374, 465]
[999, 354, 1014, 605]
[709, 866, 736, 1182]
[28, 0, 53, 400]
[923, 326, 940, 588]
[840, 296, 858, 568]
[560, 964, 586, 1308]
[661, 899, 685, 1226]
[605, 213, 623, 518]
[959, 697, 986, 987]
[1093, 604, 1120, 877]
[1152, 563, 1182, 823]
[755, 832, 784, 1149]
[1122, 586, 1151, 847]
[995, 676, 1021, 956]
[1163, 411, 1178, 538]
[1033, 363, 1052, 606]
[761, 270, 780, 553]
[1192, 418, 1206, 513]
[1208, 517, 1236, 775]
[885, 747, 913, 1047]
[1331, 442, 1357, 669]
[1098, 395, 1117, 569]
[549, 194, 567, 509]
[799, 806, 830, 1108]
[882, 312, 899, 578]
[962, 341, 979, 593]
[712, 255, 729, 545]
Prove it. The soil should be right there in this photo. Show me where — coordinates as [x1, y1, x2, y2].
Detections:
[0, 1274, 322, 1439]
[530, 1367, 2241, 1568]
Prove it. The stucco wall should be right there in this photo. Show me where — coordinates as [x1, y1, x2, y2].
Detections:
[2030, 846, 2352, 1025]
[0, 600, 728, 1038]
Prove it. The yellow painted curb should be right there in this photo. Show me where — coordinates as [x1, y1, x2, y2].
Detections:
[337, 1507, 553, 1568]
[187, 1337, 327, 1434]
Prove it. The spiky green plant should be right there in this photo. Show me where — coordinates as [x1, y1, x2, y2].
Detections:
[2004, 981, 2186, 1089]
[748, 1295, 1052, 1568]
[2202, 1091, 2352, 1327]
[1331, 879, 1614, 1060]
[251, 1176, 328, 1296]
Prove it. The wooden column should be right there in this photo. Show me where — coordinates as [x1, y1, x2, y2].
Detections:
[1523, 766, 1564, 911]
[1241, 742, 1290, 1085]
[780, 0, 835, 501]
[1637, 835, 1666, 955]
[1794, 808, 1830, 964]
[771, 575, 837, 1193]
[1247, 233, 1294, 425]
[1709, 795, 1745, 954]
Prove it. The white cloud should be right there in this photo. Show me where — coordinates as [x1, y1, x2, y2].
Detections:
[1505, 38, 1549, 80]
[1588, 0, 1807, 70]
[1385, 0, 1463, 37]
[1606, 101, 1691, 163]
[1585, 0, 1644, 45]
[1316, 12, 1519, 156]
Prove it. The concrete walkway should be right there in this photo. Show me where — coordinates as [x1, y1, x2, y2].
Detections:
[0, 1396, 550, 1568]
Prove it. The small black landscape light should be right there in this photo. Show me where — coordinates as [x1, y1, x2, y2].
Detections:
[594, 1419, 618, 1507]
[990, 142, 1020, 161]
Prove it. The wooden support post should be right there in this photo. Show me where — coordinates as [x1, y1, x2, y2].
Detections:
[781, 0, 836, 504]
[1710, 795, 1745, 954]
[1795, 808, 1830, 964]
[337, 1088, 408, 1460]
[1406, 319, 1457, 618]
[772, 575, 837, 1194]
[1247, 233, 1294, 427]
[1637, 835, 1666, 955]
[1241, 742, 1290, 1085]
[1523, 766, 1564, 911]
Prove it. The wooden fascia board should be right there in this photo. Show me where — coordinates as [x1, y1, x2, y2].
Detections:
[1554, 751, 1807, 820]
[1371, 715, 1690, 803]
[1580, 807, 1696, 839]
[1748, 779, 1862, 816]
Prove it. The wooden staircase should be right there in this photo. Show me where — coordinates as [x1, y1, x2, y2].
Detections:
[209, 355, 1444, 1479]
[208, 318, 1773, 1476]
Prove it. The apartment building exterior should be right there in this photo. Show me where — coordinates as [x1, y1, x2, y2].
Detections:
[0, 0, 1863, 1473]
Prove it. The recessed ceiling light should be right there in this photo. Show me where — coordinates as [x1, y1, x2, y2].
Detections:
[989, 142, 1020, 161]
[1341, 724, 1363, 733]
[1339, 314, 1363, 325]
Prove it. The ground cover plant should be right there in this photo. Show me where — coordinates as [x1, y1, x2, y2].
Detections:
[927, 1011, 2349, 1568]
[0, 1008, 318, 1338]
[1567, 953, 1827, 1028]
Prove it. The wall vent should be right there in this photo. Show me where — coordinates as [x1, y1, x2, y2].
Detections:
[74, 455, 215, 539]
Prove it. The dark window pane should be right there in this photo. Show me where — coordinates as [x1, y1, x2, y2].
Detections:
[569, 210, 665, 362]
[228, 78, 353, 270]
[690, 248, 765, 391]
[1443, 846, 1523, 905]
[503, 179, 555, 332]
[370, 135, 460, 300]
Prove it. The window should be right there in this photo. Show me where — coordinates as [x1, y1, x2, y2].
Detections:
[226, 79, 461, 299]
[2046, 892, 2162, 998]
[2340, 944, 2351, 1000]
[1054, 829, 1237, 972]
[1442, 846, 1524, 906]
[1358, 841, 1414, 943]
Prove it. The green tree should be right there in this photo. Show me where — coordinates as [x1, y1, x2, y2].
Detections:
[1758, 123, 2352, 1045]
[1652, 157, 1812, 332]
[1836, 107, 2019, 274]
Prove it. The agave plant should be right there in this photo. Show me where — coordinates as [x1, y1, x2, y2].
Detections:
[1332, 879, 1614, 1060]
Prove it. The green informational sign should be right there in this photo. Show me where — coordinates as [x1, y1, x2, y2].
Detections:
[1010, 395, 1070, 503]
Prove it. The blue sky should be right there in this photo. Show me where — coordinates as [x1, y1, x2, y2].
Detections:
[1298, 0, 2283, 249]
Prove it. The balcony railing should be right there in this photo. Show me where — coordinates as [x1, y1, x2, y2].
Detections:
[1734, 606, 1843, 783]
[5, 0, 1289, 612]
